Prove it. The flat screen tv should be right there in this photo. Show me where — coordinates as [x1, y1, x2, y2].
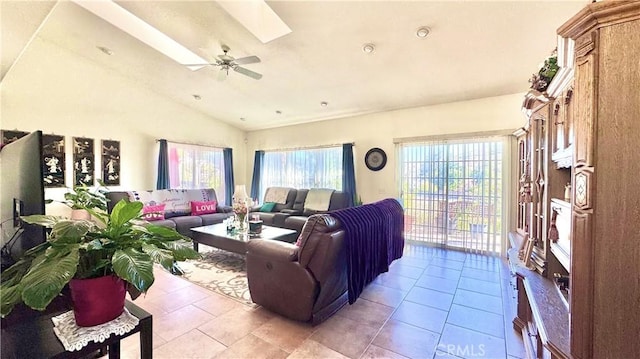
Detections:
[0, 130, 46, 271]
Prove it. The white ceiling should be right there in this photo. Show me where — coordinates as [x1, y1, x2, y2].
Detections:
[1, 0, 587, 131]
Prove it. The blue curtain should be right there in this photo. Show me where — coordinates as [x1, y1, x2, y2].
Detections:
[156, 139, 170, 190]
[342, 143, 357, 207]
[250, 150, 265, 201]
[223, 148, 234, 205]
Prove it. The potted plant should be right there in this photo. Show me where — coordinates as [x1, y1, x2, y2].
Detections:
[51, 179, 110, 220]
[0, 200, 200, 326]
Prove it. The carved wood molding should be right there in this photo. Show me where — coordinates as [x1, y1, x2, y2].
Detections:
[570, 210, 595, 359]
[522, 90, 550, 118]
[564, 88, 573, 105]
[558, 1, 640, 39]
[513, 127, 528, 137]
[574, 167, 594, 211]
[575, 32, 596, 59]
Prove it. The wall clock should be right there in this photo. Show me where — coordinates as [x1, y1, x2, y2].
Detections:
[365, 148, 387, 171]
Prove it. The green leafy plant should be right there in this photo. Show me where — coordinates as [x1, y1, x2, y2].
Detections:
[529, 50, 559, 92]
[0, 200, 201, 317]
[51, 179, 109, 212]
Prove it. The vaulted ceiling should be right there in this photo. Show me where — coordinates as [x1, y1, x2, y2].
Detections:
[1, 1, 587, 131]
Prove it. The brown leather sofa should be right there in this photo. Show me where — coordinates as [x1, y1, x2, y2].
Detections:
[246, 214, 347, 325]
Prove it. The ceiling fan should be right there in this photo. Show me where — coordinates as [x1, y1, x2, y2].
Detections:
[187, 45, 262, 80]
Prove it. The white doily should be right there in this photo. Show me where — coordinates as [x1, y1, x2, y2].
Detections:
[51, 308, 140, 351]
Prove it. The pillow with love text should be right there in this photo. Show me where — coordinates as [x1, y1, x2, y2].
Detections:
[191, 200, 217, 215]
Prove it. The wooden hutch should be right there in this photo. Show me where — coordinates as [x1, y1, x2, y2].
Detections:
[508, 2, 640, 358]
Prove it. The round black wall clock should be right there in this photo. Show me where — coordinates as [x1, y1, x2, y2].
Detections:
[365, 148, 387, 171]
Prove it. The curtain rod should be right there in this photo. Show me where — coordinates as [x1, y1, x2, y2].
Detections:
[262, 142, 354, 152]
[156, 139, 228, 149]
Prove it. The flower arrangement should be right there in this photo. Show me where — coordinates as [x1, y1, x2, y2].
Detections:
[233, 201, 248, 215]
[232, 200, 249, 226]
[529, 49, 559, 92]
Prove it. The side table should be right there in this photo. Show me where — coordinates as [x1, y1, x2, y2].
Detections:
[1, 300, 152, 359]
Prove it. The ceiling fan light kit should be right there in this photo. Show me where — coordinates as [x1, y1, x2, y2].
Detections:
[185, 45, 263, 80]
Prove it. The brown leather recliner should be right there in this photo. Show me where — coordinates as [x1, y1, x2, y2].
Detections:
[246, 214, 347, 325]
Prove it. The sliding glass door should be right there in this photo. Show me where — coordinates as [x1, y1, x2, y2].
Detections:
[399, 136, 509, 254]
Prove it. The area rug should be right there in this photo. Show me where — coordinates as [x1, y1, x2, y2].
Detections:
[177, 249, 254, 306]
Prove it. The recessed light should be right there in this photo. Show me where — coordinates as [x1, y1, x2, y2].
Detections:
[240, 117, 246, 121]
[362, 43, 375, 54]
[275, 110, 282, 115]
[192, 94, 201, 100]
[416, 27, 430, 38]
[97, 46, 113, 55]
[320, 101, 328, 107]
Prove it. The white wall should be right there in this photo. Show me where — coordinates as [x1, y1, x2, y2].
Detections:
[1, 37, 245, 216]
[1, 33, 526, 214]
[246, 93, 525, 203]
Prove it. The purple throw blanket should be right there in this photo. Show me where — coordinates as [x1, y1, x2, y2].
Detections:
[331, 198, 404, 303]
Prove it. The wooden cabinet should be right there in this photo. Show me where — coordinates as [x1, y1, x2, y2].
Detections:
[558, 2, 640, 358]
[510, 2, 640, 359]
[510, 65, 572, 359]
[516, 95, 569, 277]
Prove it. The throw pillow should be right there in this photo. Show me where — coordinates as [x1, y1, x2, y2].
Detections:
[191, 200, 217, 215]
[260, 202, 276, 212]
[142, 204, 166, 221]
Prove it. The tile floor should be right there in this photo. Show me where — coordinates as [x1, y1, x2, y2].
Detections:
[114, 242, 525, 359]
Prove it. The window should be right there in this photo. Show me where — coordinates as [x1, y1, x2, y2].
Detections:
[398, 136, 509, 254]
[261, 146, 342, 199]
[168, 142, 226, 201]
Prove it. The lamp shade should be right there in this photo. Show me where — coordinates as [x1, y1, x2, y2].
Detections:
[233, 185, 248, 200]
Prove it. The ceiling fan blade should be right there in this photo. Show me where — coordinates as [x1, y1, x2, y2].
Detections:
[233, 66, 262, 80]
[233, 56, 261, 65]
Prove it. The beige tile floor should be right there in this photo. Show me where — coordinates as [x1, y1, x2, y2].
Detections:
[114, 242, 525, 359]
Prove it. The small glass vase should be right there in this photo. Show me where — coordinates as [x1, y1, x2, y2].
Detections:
[237, 213, 248, 231]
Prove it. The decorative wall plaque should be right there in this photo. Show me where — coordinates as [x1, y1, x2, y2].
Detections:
[101, 140, 121, 185]
[42, 134, 66, 187]
[73, 137, 95, 186]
